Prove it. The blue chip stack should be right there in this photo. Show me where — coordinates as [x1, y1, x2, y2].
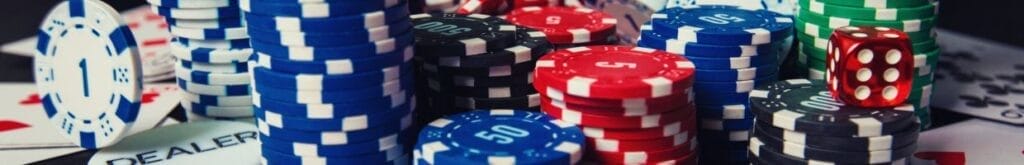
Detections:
[241, 0, 415, 164]
[410, 13, 552, 125]
[414, 110, 586, 165]
[147, 0, 256, 120]
[637, 5, 793, 164]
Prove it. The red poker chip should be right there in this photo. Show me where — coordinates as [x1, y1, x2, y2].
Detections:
[541, 97, 688, 117]
[511, 0, 561, 9]
[505, 6, 616, 44]
[533, 46, 696, 99]
[541, 102, 694, 129]
[588, 140, 697, 164]
[456, 0, 506, 15]
[538, 85, 694, 109]
[580, 114, 696, 140]
[586, 130, 693, 152]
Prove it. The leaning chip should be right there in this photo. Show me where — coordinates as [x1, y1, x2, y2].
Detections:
[34, 0, 144, 149]
[416, 110, 585, 165]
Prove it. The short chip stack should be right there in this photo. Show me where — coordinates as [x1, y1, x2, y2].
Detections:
[504, 6, 619, 48]
[533, 46, 700, 164]
[148, 0, 255, 119]
[747, 79, 920, 165]
[793, 0, 939, 128]
[242, 0, 414, 164]
[411, 13, 551, 124]
[637, 5, 793, 164]
[414, 110, 586, 164]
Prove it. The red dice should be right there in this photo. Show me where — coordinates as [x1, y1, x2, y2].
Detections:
[825, 26, 915, 108]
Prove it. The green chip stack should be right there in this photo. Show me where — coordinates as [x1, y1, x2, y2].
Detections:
[793, 0, 939, 128]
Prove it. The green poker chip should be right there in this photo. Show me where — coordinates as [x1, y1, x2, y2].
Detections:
[797, 9, 936, 34]
[796, 32, 938, 55]
[800, 0, 938, 21]
[816, 0, 935, 9]
[795, 17, 935, 43]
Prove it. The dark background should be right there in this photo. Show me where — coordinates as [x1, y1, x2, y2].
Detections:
[1, 0, 1014, 164]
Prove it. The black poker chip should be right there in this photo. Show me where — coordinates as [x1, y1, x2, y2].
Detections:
[421, 70, 533, 87]
[420, 61, 536, 78]
[748, 79, 918, 137]
[427, 79, 538, 98]
[415, 26, 552, 67]
[750, 135, 916, 165]
[753, 122, 920, 152]
[411, 13, 517, 57]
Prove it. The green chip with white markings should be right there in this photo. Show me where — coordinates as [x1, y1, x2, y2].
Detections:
[816, 0, 935, 9]
[797, 8, 936, 33]
[794, 17, 935, 43]
[800, 0, 938, 21]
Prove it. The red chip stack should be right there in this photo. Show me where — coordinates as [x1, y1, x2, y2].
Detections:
[533, 45, 700, 164]
[505, 6, 619, 48]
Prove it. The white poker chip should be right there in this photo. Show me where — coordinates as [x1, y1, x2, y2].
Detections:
[34, 0, 143, 149]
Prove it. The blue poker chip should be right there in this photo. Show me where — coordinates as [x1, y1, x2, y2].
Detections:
[256, 113, 411, 145]
[174, 65, 250, 85]
[259, 128, 416, 157]
[251, 31, 413, 61]
[146, 0, 237, 9]
[181, 91, 252, 107]
[685, 53, 778, 69]
[699, 118, 754, 131]
[165, 17, 245, 29]
[173, 37, 251, 49]
[248, 19, 411, 47]
[649, 5, 793, 45]
[696, 104, 753, 120]
[169, 25, 249, 40]
[262, 145, 410, 165]
[253, 47, 411, 75]
[244, 1, 410, 32]
[179, 60, 249, 73]
[700, 146, 750, 163]
[416, 110, 584, 165]
[637, 28, 780, 57]
[241, 0, 405, 18]
[692, 74, 776, 101]
[253, 69, 412, 102]
[177, 78, 251, 96]
[254, 89, 412, 118]
[253, 63, 410, 91]
[693, 89, 756, 106]
[693, 64, 778, 82]
[181, 102, 252, 118]
[254, 99, 412, 131]
[170, 42, 252, 63]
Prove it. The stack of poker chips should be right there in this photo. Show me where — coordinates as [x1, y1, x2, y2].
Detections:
[148, 0, 255, 119]
[747, 79, 920, 164]
[411, 13, 551, 124]
[242, 0, 415, 164]
[413, 110, 585, 165]
[637, 5, 793, 164]
[533, 46, 700, 164]
[794, 0, 939, 128]
[504, 6, 619, 48]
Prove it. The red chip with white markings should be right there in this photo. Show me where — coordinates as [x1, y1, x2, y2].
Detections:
[533, 46, 695, 99]
[540, 102, 693, 129]
[586, 131, 692, 152]
[505, 6, 616, 44]
[541, 98, 684, 117]
[538, 85, 693, 109]
[511, 0, 561, 9]
[588, 140, 696, 164]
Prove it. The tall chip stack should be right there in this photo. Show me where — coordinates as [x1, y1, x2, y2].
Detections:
[241, 0, 415, 164]
[411, 13, 551, 124]
[793, 0, 939, 128]
[747, 79, 920, 165]
[147, 0, 255, 120]
[636, 5, 792, 164]
[533, 46, 700, 164]
[504, 6, 619, 48]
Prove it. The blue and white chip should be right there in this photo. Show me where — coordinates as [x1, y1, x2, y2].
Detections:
[169, 25, 249, 40]
[649, 5, 793, 45]
[177, 78, 251, 96]
[34, 0, 143, 149]
[174, 37, 252, 49]
[253, 46, 412, 75]
[250, 32, 413, 61]
[253, 90, 411, 118]
[170, 42, 252, 63]
[256, 114, 411, 145]
[240, 0, 404, 18]
[244, 2, 410, 32]
[248, 21, 411, 47]
[254, 100, 412, 131]
[693, 65, 778, 82]
[252, 64, 408, 91]
[174, 65, 250, 85]
[416, 110, 584, 165]
[179, 60, 249, 73]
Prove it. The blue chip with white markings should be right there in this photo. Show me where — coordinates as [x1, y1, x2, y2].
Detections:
[255, 114, 411, 145]
[177, 78, 251, 96]
[173, 37, 252, 49]
[637, 28, 779, 57]
[166, 17, 245, 29]
[174, 65, 250, 85]
[179, 60, 249, 73]
[685, 52, 778, 69]
[170, 42, 252, 64]
[700, 118, 755, 131]
[253, 46, 412, 75]
[261, 144, 410, 165]
[250, 31, 413, 61]
[692, 74, 776, 100]
[248, 20, 411, 47]
[259, 128, 415, 157]
[241, 0, 405, 18]
[649, 5, 793, 45]
[696, 104, 754, 120]
[254, 99, 412, 131]
[253, 90, 411, 118]
[181, 91, 252, 107]
[170, 25, 249, 40]
[146, 0, 236, 9]
[34, 0, 143, 149]
[252, 63, 409, 90]
[244, 1, 410, 32]
[693, 64, 778, 82]
[416, 110, 584, 165]
[152, 5, 241, 20]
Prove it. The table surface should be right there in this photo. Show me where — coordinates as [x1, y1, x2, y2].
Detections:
[1, 0, 1015, 164]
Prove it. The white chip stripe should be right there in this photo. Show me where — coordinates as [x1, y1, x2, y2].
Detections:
[568, 29, 592, 43]
[461, 38, 488, 56]
[567, 76, 597, 97]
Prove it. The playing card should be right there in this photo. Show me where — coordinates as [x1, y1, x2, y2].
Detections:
[912, 119, 1024, 164]
[933, 29, 1024, 125]
[0, 83, 181, 164]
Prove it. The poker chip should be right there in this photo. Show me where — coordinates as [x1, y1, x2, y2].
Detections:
[146, 0, 237, 9]
[422, 70, 534, 87]
[256, 114, 412, 145]
[798, 0, 937, 21]
[244, 2, 411, 32]
[753, 122, 919, 152]
[541, 98, 684, 117]
[181, 101, 253, 118]
[505, 6, 617, 44]
[151, 5, 242, 20]
[750, 136, 917, 164]
[255, 100, 412, 131]
[262, 145, 410, 165]
[749, 79, 918, 136]
[253, 47, 412, 75]
[251, 34, 413, 61]
[240, 0, 404, 18]
[416, 110, 585, 165]
[34, 0, 143, 149]
[587, 128, 693, 152]
[649, 5, 793, 45]
[173, 37, 252, 49]
[174, 65, 250, 85]
[542, 103, 693, 129]
[170, 43, 252, 63]
[420, 62, 536, 78]
[252, 64, 408, 91]
[166, 17, 246, 29]
[579, 118, 695, 141]
[181, 91, 253, 107]
[588, 142, 695, 164]
[169, 25, 249, 40]
[534, 46, 695, 99]
[254, 75, 411, 104]
[410, 13, 517, 57]
[179, 60, 249, 73]
[177, 78, 251, 96]
[260, 129, 414, 157]
[248, 21, 412, 47]
[539, 86, 694, 109]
